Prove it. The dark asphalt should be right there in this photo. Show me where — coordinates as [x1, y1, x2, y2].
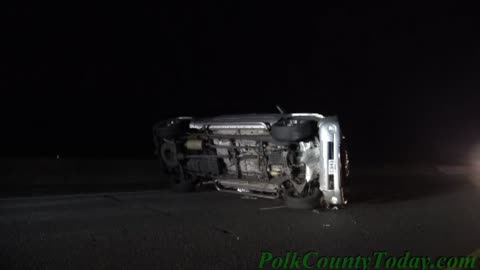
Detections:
[1, 172, 479, 270]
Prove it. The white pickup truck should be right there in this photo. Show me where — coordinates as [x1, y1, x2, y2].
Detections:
[153, 112, 349, 209]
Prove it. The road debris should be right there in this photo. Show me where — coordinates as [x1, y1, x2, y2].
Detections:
[213, 226, 240, 240]
[259, 205, 287, 211]
[241, 195, 257, 200]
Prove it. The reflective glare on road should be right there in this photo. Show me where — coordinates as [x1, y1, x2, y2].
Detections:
[469, 143, 480, 188]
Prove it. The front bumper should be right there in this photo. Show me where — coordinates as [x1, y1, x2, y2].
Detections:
[317, 117, 346, 206]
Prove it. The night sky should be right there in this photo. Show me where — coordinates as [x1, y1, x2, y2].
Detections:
[2, 3, 479, 163]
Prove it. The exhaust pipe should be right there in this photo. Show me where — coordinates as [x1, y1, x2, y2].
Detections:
[214, 179, 280, 199]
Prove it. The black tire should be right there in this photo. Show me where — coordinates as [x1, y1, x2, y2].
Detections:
[271, 119, 316, 142]
[153, 119, 189, 138]
[284, 188, 321, 210]
[160, 142, 178, 168]
[169, 165, 197, 192]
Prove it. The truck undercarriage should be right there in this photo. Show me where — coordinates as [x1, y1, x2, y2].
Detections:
[153, 113, 348, 209]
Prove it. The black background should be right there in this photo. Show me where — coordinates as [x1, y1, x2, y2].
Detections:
[2, 2, 479, 164]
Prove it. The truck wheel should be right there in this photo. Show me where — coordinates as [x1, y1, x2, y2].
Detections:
[170, 165, 197, 192]
[271, 119, 316, 142]
[160, 142, 179, 168]
[153, 118, 189, 138]
[284, 188, 321, 210]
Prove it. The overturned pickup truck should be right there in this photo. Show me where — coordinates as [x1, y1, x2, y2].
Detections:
[153, 112, 349, 209]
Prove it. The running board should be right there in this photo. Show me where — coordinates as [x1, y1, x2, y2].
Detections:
[214, 179, 280, 199]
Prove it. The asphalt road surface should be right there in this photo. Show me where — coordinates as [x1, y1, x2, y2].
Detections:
[1, 172, 479, 270]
